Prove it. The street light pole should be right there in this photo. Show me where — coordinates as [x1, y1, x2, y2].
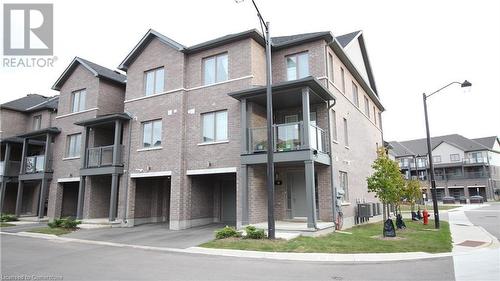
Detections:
[236, 0, 275, 239]
[422, 80, 471, 229]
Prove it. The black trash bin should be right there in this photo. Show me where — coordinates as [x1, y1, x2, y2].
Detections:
[470, 195, 483, 204]
[442, 196, 456, 204]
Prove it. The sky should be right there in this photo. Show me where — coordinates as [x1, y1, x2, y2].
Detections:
[1, 0, 499, 141]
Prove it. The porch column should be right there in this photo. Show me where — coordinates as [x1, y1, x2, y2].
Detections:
[81, 126, 90, 169]
[240, 164, 249, 226]
[109, 173, 119, 221]
[15, 138, 29, 216]
[240, 98, 248, 154]
[0, 142, 12, 213]
[302, 87, 311, 149]
[37, 133, 51, 218]
[112, 120, 122, 165]
[76, 176, 86, 219]
[304, 160, 317, 229]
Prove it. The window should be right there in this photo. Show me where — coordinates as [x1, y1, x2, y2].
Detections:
[378, 112, 382, 128]
[66, 134, 82, 158]
[142, 120, 162, 148]
[450, 154, 460, 162]
[373, 106, 377, 124]
[328, 53, 334, 82]
[340, 67, 345, 92]
[433, 155, 441, 163]
[343, 118, 349, 147]
[202, 110, 228, 143]
[71, 89, 86, 113]
[331, 110, 337, 141]
[352, 82, 359, 107]
[33, 115, 41, 130]
[286, 52, 309, 81]
[203, 53, 228, 85]
[144, 67, 164, 96]
[339, 171, 349, 201]
[364, 96, 370, 116]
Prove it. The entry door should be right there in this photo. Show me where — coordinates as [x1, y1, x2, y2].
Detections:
[288, 172, 307, 218]
[221, 179, 236, 224]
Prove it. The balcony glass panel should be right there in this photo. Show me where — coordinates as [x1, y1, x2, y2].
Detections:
[25, 155, 45, 173]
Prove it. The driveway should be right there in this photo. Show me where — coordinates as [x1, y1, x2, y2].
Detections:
[65, 223, 222, 249]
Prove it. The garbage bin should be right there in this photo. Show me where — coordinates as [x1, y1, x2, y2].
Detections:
[470, 195, 483, 204]
[442, 196, 456, 204]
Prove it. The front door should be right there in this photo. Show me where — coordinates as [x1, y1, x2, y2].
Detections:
[288, 171, 307, 218]
[221, 179, 236, 224]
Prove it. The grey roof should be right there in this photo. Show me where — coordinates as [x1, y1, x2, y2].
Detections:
[25, 96, 59, 112]
[336, 31, 361, 48]
[53, 57, 126, 90]
[389, 134, 494, 157]
[74, 113, 131, 127]
[0, 94, 54, 112]
[472, 136, 499, 150]
[186, 29, 265, 54]
[271, 31, 332, 49]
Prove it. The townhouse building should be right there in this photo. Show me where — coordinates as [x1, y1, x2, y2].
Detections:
[0, 28, 384, 231]
[389, 134, 500, 202]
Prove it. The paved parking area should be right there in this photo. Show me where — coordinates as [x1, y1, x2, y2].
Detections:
[64, 223, 223, 249]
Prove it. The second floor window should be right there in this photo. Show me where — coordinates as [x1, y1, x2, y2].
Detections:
[331, 110, 338, 141]
[142, 120, 162, 148]
[433, 155, 441, 163]
[352, 82, 359, 107]
[450, 154, 460, 162]
[202, 110, 228, 143]
[373, 106, 377, 124]
[343, 118, 349, 147]
[66, 133, 82, 158]
[33, 115, 41, 130]
[71, 89, 86, 113]
[203, 53, 228, 85]
[364, 96, 370, 116]
[144, 67, 165, 96]
[339, 171, 349, 201]
[328, 53, 334, 82]
[286, 52, 309, 81]
[340, 67, 346, 92]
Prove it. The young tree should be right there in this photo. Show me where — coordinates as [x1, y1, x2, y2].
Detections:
[404, 179, 422, 212]
[367, 148, 405, 220]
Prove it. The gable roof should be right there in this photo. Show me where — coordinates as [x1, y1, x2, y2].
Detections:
[472, 136, 499, 151]
[52, 57, 126, 91]
[0, 94, 56, 112]
[389, 134, 492, 157]
[336, 30, 361, 48]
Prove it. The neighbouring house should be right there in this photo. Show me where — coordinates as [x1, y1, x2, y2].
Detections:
[389, 134, 500, 202]
[0, 28, 384, 231]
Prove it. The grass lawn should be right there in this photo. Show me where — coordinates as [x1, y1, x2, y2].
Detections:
[27, 227, 76, 236]
[202, 220, 452, 254]
[400, 204, 460, 212]
[0, 222, 15, 227]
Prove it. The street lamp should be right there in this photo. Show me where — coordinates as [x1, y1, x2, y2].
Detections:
[235, 0, 275, 239]
[423, 80, 471, 229]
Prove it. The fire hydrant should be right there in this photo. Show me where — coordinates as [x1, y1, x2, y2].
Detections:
[423, 209, 429, 225]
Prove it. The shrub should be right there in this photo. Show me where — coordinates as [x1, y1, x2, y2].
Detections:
[0, 214, 18, 222]
[245, 225, 266, 239]
[48, 217, 81, 229]
[215, 226, 240, 239]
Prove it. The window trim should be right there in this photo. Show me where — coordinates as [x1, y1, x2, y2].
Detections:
[340, 67, 346, 93]
[202, 52, 229, 86]
[433, 155, 442, 163]
[327, 52, 334, 82]
[70, 89, 86, 113]
[33, 115, 42, 130]
[450, 153, 460, 162]
[144, 67, 165, 96]
[331, 109, 338, 142]
[364, 96, 370, 116]
[66, 133, 82, 158]
[352, 81, 359, 107]
[141, 119, 162, 148]
[343, 117, 349, 147]
[201, 110, 228, 143]
[339, 171, 349, 201]
[285, 51, 309, 81]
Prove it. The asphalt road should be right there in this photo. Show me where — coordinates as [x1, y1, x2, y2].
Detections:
[464, 202, 500, 239]
[0, 235, 455, 281]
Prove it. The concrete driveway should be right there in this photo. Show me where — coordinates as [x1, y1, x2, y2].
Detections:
[65, 223, 223, 249]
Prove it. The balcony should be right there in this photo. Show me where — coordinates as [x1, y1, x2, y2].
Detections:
[0, 160, 21, 177]
[463, 157, 487, 164]
[86, 145, 122, 168]
[24, 155, 46, 174]
[249, 122, 328, 154]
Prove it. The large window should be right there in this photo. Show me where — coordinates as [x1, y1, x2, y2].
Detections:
[373, 106, 377, 124]
[66, 133, 82, 158]
[286, 52, 309, 81]
[203, 53, 228, 85]
[331, 110, 338, 141]
[343, 118, 349, 147]
[433, 155, 442, 163]
[71, 89, 86, 113]
[340, 67, 345, 92]
[450, 154, 460, 162]
[352, 82, 359, 107]
[144, 67, 164, 96]
[328, 53, 334, 82]
[364, 96, 370, 116]
[202, 110, 228, 143]
[339, 171, 349, 201]
[142, 120, 162, 148]
[33, 115, 41, 130]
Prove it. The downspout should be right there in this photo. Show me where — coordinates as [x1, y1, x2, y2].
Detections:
[326, 98, 337, 231]
[123, 115, 133, 225]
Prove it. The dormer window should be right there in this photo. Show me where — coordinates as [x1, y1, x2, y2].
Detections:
[286, 52, 309, 81]
[144, 67, 165, 96]
[203, 53, 228, 85]
[71, 89, 86, 113]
